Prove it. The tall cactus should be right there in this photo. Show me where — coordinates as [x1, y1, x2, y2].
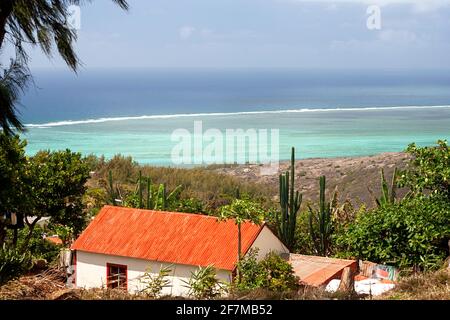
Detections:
[137, 171, 144, 209]
[125, 172, 183, 210]
[308, 176, 333, 256]
[151, 183, 182, 210]
[146, 177, 152, 209]
[277, 147, 302, 250]
[108, 170, 118, 206]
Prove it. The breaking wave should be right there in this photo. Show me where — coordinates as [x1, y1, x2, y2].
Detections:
[25, 105, 450, 128]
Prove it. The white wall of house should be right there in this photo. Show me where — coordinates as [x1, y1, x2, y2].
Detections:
[251, 226, 290, 258]
[76, 250, 232, 296]
[75, 225, 288, 296]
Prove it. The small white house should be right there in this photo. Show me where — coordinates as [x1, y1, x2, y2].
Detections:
[71, 205, 288, 296]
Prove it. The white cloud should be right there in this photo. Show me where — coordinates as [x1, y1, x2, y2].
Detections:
[179, 26, 196, 40]
[200, 28, 214, 37]
[283, 0, 450, 11]
[378, 29, 418, 43]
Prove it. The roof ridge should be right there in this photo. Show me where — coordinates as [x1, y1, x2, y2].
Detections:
[101, 205, 264, 224]
[72, 205, 266, 270]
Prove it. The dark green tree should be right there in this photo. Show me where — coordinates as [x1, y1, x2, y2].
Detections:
[0, 0, 129, 134]
[235, 249, 299, 293]
[399, 140, 450, 199]
[0, 133, 27, 244]
[336, 196, 450, 270]
[21, 149, 90, 247]
[0, 61, 30, 134]
[1, 134, 90, 249]
[219, 199, 265, 283]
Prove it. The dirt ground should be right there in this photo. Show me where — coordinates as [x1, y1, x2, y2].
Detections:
[214, 152, 411, 207]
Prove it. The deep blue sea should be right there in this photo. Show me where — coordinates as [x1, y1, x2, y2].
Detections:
[21, 69, 450, 164]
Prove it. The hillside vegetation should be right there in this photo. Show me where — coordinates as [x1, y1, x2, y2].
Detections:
[1, 135, 449, 300]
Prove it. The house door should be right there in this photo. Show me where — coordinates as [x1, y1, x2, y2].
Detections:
[106, 263, 127, 290]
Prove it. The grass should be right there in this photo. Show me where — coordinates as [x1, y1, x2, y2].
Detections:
[0, 268, 67, 300]
[1, 267, 448, 300]
[379, 268, 450, 300]
[85, 154, 275, 212]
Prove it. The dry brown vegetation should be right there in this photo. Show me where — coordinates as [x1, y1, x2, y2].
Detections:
[2, 267, 448, 300]
[380, 268, 450, 300]
[85, 154, 274, 211]
[0, 269, 350, 300]
[214, 152, 411, 207]
[0, 268, 67, 300]
[84, 152, 411, 214]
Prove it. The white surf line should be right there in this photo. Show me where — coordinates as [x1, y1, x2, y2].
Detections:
[25, 105, 450, 128]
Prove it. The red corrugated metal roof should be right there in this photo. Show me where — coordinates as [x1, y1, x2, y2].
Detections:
[289, 254, 358, 286]
[45, 236, 63, 245]
[71, 206, 264, 271]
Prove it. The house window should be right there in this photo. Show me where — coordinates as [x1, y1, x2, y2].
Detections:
[106, 263, 127, 290]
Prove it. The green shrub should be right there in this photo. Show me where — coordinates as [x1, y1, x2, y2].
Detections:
[183, 265, 227, 299]
[173, 198, 205, 214]
[0, 244, 32, 285]
[399, 140, 450, 199]
[336, 196, 450, 270]
[89, 155, 274, 213]
[236, 249, 266, 290]
[293, 213, 316, 255]
[259, 252, 299, 292]
[236, 249, 299, 292]
[139, 265, 172, 298]
[12, 226, 61, 263]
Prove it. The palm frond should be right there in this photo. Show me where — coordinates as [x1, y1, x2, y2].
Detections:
[0, 60, 30, 135]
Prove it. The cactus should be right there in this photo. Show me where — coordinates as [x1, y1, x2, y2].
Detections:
[146, 177, 152, 209]
[130, 171, 182, 210]
[142, 182, 182, 210]
[155, 184, 166, 210]
[308, 176, 333, 256]
[276, 147, 302, 250]
[108, 170, 119, 206]
[156, 184, 182, 210]
[138, 171, 144, 209]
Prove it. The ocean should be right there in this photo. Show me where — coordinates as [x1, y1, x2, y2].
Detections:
[21, 69, 450, 165]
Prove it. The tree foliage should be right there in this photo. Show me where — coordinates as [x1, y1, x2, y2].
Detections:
[0, 0, 129, 133]
[219, 199, 266, 226]
[219, 198, 266, 267]
[0, 61, 30, 134]
[24, 149, 90, 236]
[0, 133, 26, 213]
[336, 196, 450, 270]
[0, 0, 129, 68]
[0, 243, 32, 285]
[236, 249, 299, 292]
[0, 133, 27, 244]
[0, 134, 90, 249]
[399, 140, 450, 199]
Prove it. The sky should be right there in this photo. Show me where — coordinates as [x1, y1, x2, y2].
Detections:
[2, 0, 450, 70]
